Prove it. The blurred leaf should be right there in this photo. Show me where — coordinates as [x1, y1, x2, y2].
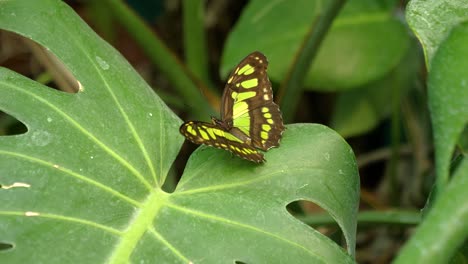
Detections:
[394, 157, 468, 263]
[330, 45, 419, 137]
[458, 127, 468, 155]
[306, 13, 409, 91]
[86, 1, 118, 41]
[449, 241, 468, 264]
[406, 0, 468, 69]
[396, 2, 468, 261]
[0, 1, 360, 263]
[222, 0, 409, 91]
[331, 82, 389, 138]
[104, 0, 216, 118]
[426, 21, 468, 188]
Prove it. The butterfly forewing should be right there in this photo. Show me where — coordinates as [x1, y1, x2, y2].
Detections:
[222, 52, 284, 151]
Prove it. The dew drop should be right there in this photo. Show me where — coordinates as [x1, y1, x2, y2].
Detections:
[25, 211, 40, 217]
[95, 56, 109, 70]
[31, 131, 52, 147]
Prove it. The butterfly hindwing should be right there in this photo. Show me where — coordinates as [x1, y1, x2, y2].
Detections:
[249, 103, 284, 151]
[180, 121, 265, 162]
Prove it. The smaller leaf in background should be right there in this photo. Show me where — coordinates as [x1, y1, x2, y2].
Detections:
[394, 158, 468, 264]
[104, 0, 216, 119]
[331, 83, 388, 138]
[458, 126, 468, 155]
[330, 45, 419, 138]
[449, 241, 468, 263]
[306, 13, 409, 91]
[222, 0, 410, 91]
[427, 22, 468, 189]
[406, 0, 468, 68]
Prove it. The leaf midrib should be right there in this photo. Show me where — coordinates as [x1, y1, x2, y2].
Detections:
[107, 189, 169, 264]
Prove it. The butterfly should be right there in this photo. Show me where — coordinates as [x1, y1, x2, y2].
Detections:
[180, 51, 285, 163]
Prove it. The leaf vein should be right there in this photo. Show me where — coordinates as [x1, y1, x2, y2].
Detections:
[148, 227, 191, 262]
[0, 150, 141, 207]
[0, 211, 123, 235]
[166, 203, 321, 259]
[2, 81, 153, 191]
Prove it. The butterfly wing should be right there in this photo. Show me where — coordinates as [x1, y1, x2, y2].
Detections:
[180, 121, 265, 163]
[221, 51, 285, 151]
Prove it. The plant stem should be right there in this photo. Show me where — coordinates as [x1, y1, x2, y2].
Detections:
[182, 0, 212, 86]
[387, 72, 402, 205]
[297, 210, 421, 227]
[105, 0, 216, 119]
[277, 0, 346, 123]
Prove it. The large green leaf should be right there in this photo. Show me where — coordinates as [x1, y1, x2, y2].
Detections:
[221, 0, 409, 91]
[0, 1, 360, 263]
[115, 123, 358, 263]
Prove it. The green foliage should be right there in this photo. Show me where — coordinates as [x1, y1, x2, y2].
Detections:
[393, 0, 468, 262]
[330, 46, 419, 137]
[174, 124, 359, 263]
[427, 22, 468, 189]
[1, 0, 467, 262]
[223, 0, 468, 262]
[222, 0, 409, 91]
[0, 0, 359, 263]
[222, 0, 413, 134]
[394, 159, 468, 263]
[406, 0, 468, 69]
